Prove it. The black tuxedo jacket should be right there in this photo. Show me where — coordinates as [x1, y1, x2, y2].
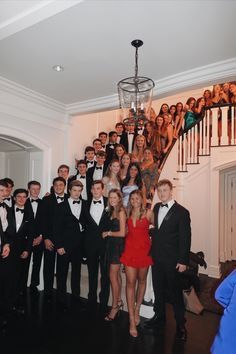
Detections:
[120, 132, 138, 152]
[87, 162, 109, 182]
[67, 173, 92, 199]
[150, 202, 191, 265]
[42, 193, 68, 242]
[84, 196, 108, 252]
[25, 198, 44, 238]
[7, 206, 34, 254]
[54, 199, 87, 253]
[105, 143, 118, 164]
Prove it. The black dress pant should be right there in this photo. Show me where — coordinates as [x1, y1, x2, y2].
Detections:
[152, 260, 185, 326]
[43, 248, 56, 295]
[86, 247, 110, 307]
[56, 245, 83, 303]
[0, 257, 12, 317]
[30, 242, 44, 287]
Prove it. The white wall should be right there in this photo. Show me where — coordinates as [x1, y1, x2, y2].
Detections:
[5, 150, 29, 189]
[0, 152, 5, 178]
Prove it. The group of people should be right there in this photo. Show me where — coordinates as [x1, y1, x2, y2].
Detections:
[0, 170, 192, 340]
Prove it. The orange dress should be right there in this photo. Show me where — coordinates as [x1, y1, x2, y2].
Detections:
[120, 216, 153, 268]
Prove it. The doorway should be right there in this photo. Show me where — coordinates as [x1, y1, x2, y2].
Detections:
[219, 166, 236, 262]
[0, 134, 43, 189]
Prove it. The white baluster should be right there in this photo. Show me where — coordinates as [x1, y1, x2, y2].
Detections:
[178, 137, 181, 171]
[221, 106, 229, 145]
[194, 124, 198, 163]
[211, 108, 219, 146]
[183, 134, 187, 171]
[199, 119, 203, 155]
[205, 109, 210, 154]
[231, 106, 235, 145]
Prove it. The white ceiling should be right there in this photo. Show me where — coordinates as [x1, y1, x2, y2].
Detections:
[0, 0, 236, 105]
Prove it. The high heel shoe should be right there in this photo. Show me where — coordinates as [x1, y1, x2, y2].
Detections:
[117, 299, 124, 311]
[104, 305, 120, 321]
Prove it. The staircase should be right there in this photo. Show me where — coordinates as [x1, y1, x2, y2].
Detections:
[177, 103, 236, 173]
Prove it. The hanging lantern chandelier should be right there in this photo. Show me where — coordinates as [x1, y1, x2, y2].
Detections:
[117, 39, 155, 125]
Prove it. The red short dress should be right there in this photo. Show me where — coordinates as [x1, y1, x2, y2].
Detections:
[120, 216, 153, 268]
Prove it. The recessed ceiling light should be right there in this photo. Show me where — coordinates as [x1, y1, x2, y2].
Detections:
[52, 65, 64, 72]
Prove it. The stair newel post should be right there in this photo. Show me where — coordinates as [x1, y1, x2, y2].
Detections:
[211, 107, 219, 146]
[179, 135, 183, 171]
[202, 111, 206, 153]
[205, 109, 210, 155]
[221, 106, 229, 145]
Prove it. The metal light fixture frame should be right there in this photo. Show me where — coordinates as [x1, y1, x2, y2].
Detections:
[117, 39, 155, 125]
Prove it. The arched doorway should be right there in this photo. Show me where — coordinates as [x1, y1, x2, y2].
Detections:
[0, 127, 51, 195]
[0, 134, 43, 189]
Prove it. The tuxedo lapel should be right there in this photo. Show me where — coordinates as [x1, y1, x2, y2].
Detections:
[17, 210, 28, 234]
[158, 202, 178, 230]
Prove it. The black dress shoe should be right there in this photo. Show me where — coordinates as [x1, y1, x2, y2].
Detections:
[30, 286, 39, 296]
[144, 314, 165, 329]
[12, 306, 25, 317]
[176, 325, 187, 341]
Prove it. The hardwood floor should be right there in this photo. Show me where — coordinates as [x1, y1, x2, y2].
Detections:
[1, 291, 220, 354]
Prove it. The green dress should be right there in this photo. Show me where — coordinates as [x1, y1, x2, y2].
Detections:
[184, 111, 196, 130]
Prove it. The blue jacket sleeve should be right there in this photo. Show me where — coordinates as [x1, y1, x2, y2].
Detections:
[215, 269, 236, 308]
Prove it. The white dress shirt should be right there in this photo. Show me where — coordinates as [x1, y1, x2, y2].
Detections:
[93, 165, 104, 180]
[15, 205, 24, 232]
[128, 132, 135, 153]
[137, 127, 145, 135]
[90, 198, 104, 225]
[3, 196, 12, 208]
[87, 160, 95, 169]
[76, 175, 88, 200]
[68, 197, 83, 231]
[30, 198, 38, 217]
[55, 193, 65, 204]
[0, 204, 8, 233]
[158, 199, 175, 228]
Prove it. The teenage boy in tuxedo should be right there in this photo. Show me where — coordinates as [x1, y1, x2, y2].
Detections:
[115, 122, 125, 144]
[3, 177, 14, 208]
[105, 131, 118, 164]
[54, 180, 87, 308]
[42, 177, 68, 300]
[84, 180, 110, 312]
[145, 179, 191, 341]
[0, 179, 11, 328]
[67, 160, 92, 201]
[84, 146, 96, 169]
[87, 151, 108, 182]
[120, 121, 138, 153]
[98, 132, 108, 150]
[93, 139, 103, 154]
[49, 164, 70, 194]
[7, 188, 34, 313]
[24, 180, 44, 294]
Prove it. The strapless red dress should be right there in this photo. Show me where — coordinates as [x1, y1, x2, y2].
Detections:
[120, 216, 153, 268]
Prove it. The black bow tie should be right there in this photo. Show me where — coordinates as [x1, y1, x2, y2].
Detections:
[4, 197, 11, 201]
[129, 132, 134, 135]
[138, 127, 143, 131]
[102, 145, 106, 149]
[96, 167, 102, 170]
[87, 161, 94, 164]
[161, 204, 168, 208]
[57, 196, 64, 201]
[93, 200, 102, 204]
[0, 203, 5, 208]
[73, 200, 80, 204]
[16, 208, 24, 213]
[31, 199, 39, 203]
[79, 176, 86, 179]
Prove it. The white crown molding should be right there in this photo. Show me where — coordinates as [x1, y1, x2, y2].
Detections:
[66, 57, 236, 115]
[0, 0, 83, 41]
[0, 75, 66, 114]
[1, 57, 236, 119]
